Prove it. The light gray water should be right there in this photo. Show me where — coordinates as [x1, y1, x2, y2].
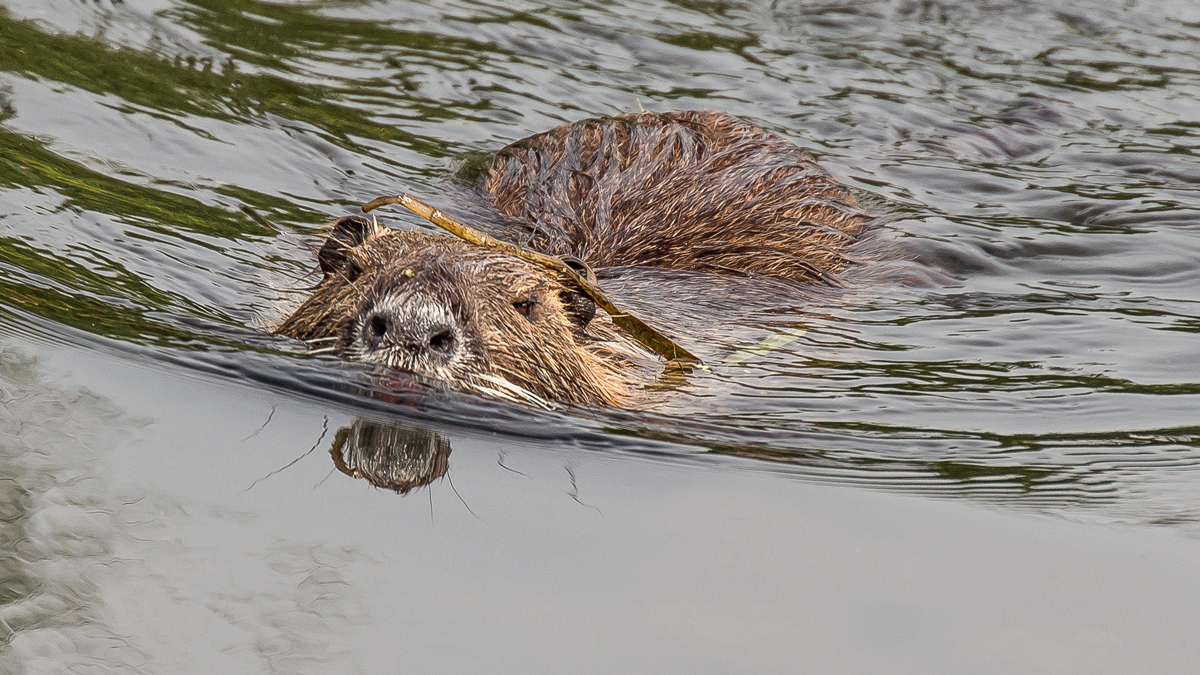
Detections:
[1, 0, 1199, 672]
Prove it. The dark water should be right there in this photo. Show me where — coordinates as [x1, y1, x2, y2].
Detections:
[2, 0, 1200, 671]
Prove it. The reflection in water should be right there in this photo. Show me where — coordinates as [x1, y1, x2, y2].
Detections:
[329, 407, 1123, 512]
[0, 349, 137, 669]
[0, 346, 376, 672]
[705, 440, 1111, 509]
[329, 417, 451, 494]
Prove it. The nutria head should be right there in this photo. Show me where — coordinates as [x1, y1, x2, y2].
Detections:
[274, 215, 647, 407]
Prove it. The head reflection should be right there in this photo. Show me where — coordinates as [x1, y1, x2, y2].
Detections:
[330, 418, 451, 494]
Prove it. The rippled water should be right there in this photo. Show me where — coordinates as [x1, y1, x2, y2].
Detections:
[2, 0, 1200, 670]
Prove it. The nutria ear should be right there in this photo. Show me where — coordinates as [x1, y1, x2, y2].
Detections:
[318, 215, 374, 278]
[559, 256, 598, 328]
[559, 287, 597, 329]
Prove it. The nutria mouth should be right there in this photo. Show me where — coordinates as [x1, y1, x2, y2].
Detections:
[275, 110, 873, 407]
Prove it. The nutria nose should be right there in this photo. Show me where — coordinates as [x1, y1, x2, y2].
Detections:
[359, 305, 459, 360]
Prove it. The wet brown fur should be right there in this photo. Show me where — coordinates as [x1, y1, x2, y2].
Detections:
[275, 110, 873, 407]
[481, 109, 871, 282]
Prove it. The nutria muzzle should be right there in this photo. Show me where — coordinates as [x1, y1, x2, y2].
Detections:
[340, 257, 485, 383]
[353, 294, 465, 373]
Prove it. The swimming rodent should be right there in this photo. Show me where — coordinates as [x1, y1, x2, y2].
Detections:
[275, 110, 873, 406]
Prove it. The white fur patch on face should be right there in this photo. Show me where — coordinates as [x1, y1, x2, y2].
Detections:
[373, 294, 452, 328]
[347, 292, 469, 380]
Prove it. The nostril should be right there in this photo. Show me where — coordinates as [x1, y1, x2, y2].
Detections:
[367, 314, 390, 340]
[428, 329, 455, 353]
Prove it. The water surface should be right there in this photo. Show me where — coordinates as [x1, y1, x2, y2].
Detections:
[2, 0, 1199, 671]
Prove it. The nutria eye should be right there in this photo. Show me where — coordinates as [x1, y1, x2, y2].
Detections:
[512, 298, 535, 319]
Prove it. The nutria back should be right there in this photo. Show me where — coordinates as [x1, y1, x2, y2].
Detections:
[277, 110, 875, 407]
[472, 110, 871, 284]
[275, 220, 647, 407]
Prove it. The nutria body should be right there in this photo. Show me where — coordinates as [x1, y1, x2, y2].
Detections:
[276, 110, 873, 406]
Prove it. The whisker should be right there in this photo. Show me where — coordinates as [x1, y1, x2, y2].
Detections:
[465, 382, 522, 405]
[473, 374, 556, 410]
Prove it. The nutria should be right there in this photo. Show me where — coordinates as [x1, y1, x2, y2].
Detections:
[329, 418, 451, 494]
[275, 110, 873, 406]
